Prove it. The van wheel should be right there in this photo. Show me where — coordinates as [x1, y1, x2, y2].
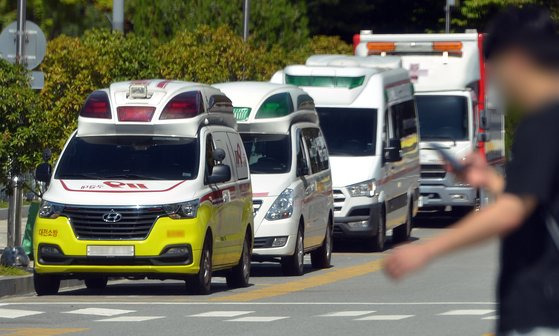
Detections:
[226, 235, 251, 288]
[281, 227, 304, 276]
[393, 205, 413, 244]
[187, 237, 212, 295]
[34, 272, 60, 296]
[311, 219, 333, 269]
[85, 277, 108, 291]
[368, 210, 386, 252]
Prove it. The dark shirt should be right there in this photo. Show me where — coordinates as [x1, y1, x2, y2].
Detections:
[499, 101, 559, 332]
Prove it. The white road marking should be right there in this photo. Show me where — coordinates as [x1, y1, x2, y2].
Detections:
[96, 316, 165, 322]
[0, 308, 44, 319]
[189, 311, 254, 317]
[64, 308, 136, 316]
[319, 311, 376, 317]
[483, 316, 498, 320]
[356, 315, 414, 321]
[227, 316, 289, 322]
[440, 309, 495, 316]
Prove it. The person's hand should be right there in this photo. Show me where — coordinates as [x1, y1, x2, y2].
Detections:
[383, 244, 432, 280]
[450, 152, 491, 189]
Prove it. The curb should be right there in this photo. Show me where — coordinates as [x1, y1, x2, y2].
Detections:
[0, 274, 84, 298]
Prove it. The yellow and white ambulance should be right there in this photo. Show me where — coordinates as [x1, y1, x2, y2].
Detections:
[33, 80, 253, 295]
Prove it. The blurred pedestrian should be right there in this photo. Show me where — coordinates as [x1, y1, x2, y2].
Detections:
[384, 6, 559, 336]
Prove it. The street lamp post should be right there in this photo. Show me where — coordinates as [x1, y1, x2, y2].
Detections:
[243, 0, 250, 41]
[112, 0, 124, 32]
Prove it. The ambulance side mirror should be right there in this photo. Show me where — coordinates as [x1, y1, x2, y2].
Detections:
[207, 165, 231, 184]
[384, 139, 402, 163]
[212, 148, 226, 163]
[35, 163, 52, 184]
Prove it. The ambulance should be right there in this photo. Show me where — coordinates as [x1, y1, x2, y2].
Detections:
[271, 56, 420, 251]
[214, 82, 334, 275]
[33, 80, 253, 295]
[354, 31, 506, 213]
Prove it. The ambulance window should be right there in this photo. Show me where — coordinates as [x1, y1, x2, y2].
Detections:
[241, 134, 291, 174]
[415, 95, 469, 141]
[297, 94, 315, 111]
[205, 134, 216, 176]
[390, 100, 418, 152]
[302, 128, 329, 173]
[255, 93, 294, 119]
[296, 134, 309, 177]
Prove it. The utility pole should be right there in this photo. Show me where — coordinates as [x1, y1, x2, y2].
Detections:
[16, 0, 26, 66]
[243, 0, 250, 41]
[112, 0, 124, 32]
[445, 0, 455, 33]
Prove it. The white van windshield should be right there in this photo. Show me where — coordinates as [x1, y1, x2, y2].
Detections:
[316, 107, 377, 156]
[241, 134, 291, 174]
[55, 136, 199, 180]
[415, 95, 469, 142]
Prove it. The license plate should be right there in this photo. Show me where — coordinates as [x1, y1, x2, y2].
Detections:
[87, 245, 134, 257]
[418, 196, 424, 207]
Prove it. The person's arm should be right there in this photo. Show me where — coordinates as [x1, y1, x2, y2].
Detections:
[383, 193, 535, 280]
[453, 152, 505, 196]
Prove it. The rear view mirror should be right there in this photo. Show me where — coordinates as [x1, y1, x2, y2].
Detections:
[207, 164, 231, 184]
[384, 139, 402, 163]
[35, 163, 52, 183]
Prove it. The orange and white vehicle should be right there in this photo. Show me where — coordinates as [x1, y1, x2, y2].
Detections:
[354, 31, 505, 212]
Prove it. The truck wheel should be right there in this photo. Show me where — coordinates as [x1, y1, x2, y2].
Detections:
[226, 235, 251, 288]
[187, 237, 212, 295]
[393, 205, 413, 244]
[368, 210, 386, 252]
[85, 277, 108, 291]
[34, 271, 60, 296]
[281, 227, 304, 276]
[311, 219, 332, 269]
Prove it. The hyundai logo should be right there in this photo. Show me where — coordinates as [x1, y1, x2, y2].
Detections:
[102, 209, 123, 223]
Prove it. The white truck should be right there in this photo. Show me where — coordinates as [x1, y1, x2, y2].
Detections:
[354, 31, 505, 213]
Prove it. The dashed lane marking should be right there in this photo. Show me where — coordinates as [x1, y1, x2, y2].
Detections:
[189, 311, 254, 317]
[0, 308, 43, 319]
[355, 315, 414, 321]
[63, 308, 135, 316]
[226, 316, 289, 322]
[318, 311, 376, 317]
[0, 328, 87, 336]
[440, 309, 494, 316]
[482, 316, 498, 320]
[96, 316, 165, 322]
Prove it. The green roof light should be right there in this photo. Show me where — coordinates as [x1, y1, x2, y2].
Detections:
[285, 75, 365, 89]
[233, 107, 251, 121]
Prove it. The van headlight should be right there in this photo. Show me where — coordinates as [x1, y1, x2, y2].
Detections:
[347, 180, 377, 197]
[38, 201, 64, 219]
[265, 188, 294, 221]
[164, 199, 200, 219]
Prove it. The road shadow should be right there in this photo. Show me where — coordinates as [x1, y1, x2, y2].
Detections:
[414, 212, 463, 228]
[58, 280, 237, 296]
[250, 262, 320, 278]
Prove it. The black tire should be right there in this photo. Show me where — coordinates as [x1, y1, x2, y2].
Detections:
[281, 227, 304, 276]
[85, 277, 108, 291]
[34, 272, 60, 296]
[368, 209, 386, 252]
[226, 235, 251, 288]
[311, 219, 333, 269]
[187, 236, 212, 295]
[393, 205, 413, 244]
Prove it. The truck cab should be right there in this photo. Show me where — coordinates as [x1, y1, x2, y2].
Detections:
[33, 80, 253, 295]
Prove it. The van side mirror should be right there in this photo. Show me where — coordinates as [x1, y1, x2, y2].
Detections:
[35, 163, 52, 183]
[384, 138, 402, 163]
[207, 164, 231, 184]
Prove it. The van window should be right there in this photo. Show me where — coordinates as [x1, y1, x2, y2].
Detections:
[415, 95, 469, 141]
[302, 128, 329, 173]
[227, 132, 249, 180]
[241, 134, 291, 174]
[316, 107, 377, 156]
[255, 93, 294, 119]
[209, 132, 235, 182]
[55, 136, 199, 180]
[390, 100, 419, 152]
[296, 134, 310, 177]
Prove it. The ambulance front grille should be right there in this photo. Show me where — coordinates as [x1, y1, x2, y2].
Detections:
[62, 206, 166, 240]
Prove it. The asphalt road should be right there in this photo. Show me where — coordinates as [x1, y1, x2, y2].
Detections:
[0, 216, 499, 336]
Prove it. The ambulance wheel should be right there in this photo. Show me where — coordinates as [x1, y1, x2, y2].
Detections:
[393, 205, 413, 244]
[187, 236, 212, 295]
[34, 271, 60, 296]
[311, 218, 333, 269]
[85, 277, 108, 291]
[226, 234, 251, 289]
[369, 210, 386, 252]
[281, 226, 304, 276]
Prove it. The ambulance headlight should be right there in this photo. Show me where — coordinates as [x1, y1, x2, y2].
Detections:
[347, 180, 377, 197]
[164, 199, 200, 219]
[38, 201, 64, 219]
[266, 188, 294, 221]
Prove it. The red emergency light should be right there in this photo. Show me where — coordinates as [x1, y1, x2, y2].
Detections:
[117, 106, 156, 122]
[160, 91, 203, 120]
[80, 91, 111, 119]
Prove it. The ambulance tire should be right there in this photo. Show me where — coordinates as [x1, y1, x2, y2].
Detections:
[393, 204, 413, 244]
[226, 234, 251, 289]
[187, 236, 212, 295]
[311, 217, 333, 269]
[281, 226, 304, 276]
[368, 209, 386, 252]
[85, 277, 108, 291]
[34, 271, 60, 296]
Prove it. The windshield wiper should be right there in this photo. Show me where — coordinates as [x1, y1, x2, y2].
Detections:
[102, 173, 164, 180]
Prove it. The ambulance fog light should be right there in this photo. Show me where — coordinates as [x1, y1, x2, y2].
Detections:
[347, 220, 369, 229]
[163, 247, 189, 256]
[272, 236, 288, 248]
[40, 245, 63, 257]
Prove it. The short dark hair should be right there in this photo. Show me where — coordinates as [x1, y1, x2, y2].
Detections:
[484, 5, 559, 69]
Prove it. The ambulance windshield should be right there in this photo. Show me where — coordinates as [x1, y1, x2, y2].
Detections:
[55, 136, 199, 180]
[415, 95, 469, 142]
[241, 134, 291, 174]
[316, 107, 377, 156]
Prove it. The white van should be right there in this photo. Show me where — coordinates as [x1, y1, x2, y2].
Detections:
[271, 55, 420, 251]
[213, 82, 334, 276]
[33, 80, 253, 295]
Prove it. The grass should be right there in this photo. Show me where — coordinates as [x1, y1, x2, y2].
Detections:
[0, 200, 33, 208]
[0, 265, 30, 276]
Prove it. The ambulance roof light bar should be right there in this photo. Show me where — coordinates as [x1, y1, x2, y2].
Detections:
[367, 41, 463, 55]
[80, 90, 111, 119]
